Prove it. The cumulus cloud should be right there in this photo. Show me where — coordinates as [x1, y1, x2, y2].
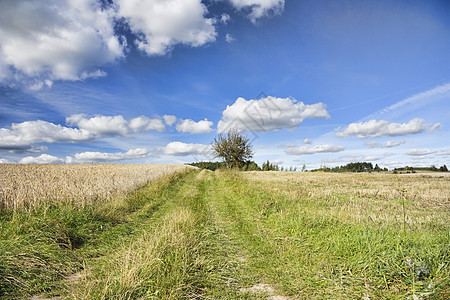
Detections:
[117, 0, 216, 56]
[19, 154, 64, 164]
[67, 114, 129, 136]
[67, 148, 151, 163]
[163, 141, 212, 156]
[217, 96, 329, 133]
[406, 149, 437, 156]
[365, 140, 406, 148]
[221, 13, 231, 24]
[66, 114, 165, 136]
[303, 138, 312, 144]
[0, 114, 168, 151]
[285, 144, 345, 155]
[0, 0, 124, 86]
[163, 115, 178, 126]
[336, 118, 439, 138]
[225, 33, 236, 43]
[0, 158, 12, 164]
[176, 118, 213, 134]
[128, 116, 166, 132]
[0, 120, 92, 150]
[229, 0, 285, 23]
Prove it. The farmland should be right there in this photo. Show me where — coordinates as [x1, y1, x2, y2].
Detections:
[0, 166, 449, 299]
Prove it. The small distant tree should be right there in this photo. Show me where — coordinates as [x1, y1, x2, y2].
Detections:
[212, 129, 253, 169]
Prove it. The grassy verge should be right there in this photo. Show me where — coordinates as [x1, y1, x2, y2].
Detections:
[0, 170, 191, 299]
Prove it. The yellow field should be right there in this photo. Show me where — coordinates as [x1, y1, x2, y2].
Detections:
[0, 164, 193, 211]
[243, 171, 450, 230]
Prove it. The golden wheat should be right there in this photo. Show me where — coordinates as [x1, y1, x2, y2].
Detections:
[0, 164, 193, 211]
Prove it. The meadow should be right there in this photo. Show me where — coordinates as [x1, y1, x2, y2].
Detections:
[0, 166, 448, 299]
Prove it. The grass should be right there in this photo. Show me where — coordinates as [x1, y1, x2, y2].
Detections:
[0, 168, 448, 299]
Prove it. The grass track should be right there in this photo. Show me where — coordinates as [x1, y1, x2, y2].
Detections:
[1, 169, 448, 299]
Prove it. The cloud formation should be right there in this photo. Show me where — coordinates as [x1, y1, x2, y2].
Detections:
[0, 120, 92, 150]
[163, 141, 212, 156]
[285, 144, 345, 155]
[19, 154, 64, 164]
[67, 148, 151, 163]
[336, 118, 439, 138]
[117, 0, 216, 56]
[0, 0, 286, 86]
[365, 140, 406, 148]
[0, 0, 124, 86]
[163, 115, 178, 126]
[66, 114, 166, 136]
[229, 0, 285, 23]
[406, 148, 436, 156]
[217, 96, 329, 133]
[176, 118, 213, 134]
[225, 33, 236, 43]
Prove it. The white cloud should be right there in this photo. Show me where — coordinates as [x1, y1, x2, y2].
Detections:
[66, 114, 166, 136]
[67, 114, 129, 136]
[365, 140, 406, 148]
[19, 154, 64, 164]
[229, 0, 285, 23]
[0, 158, 12, 164]
[0, 114, 168, 150]
[225, 33, 236, 43]
[285, 144, 345, 155]
[68, 148, 151, 163]
[217, 96, 329, 133]
[303, 138, 312, 144]
[0, 120, 92, 150]
[176, 118, 213, 134]
[117, 0, 216, 56]
[129, 116, 166, 132]
[406, 149, 437, 156]
[336, 118, 439, 138]
[163, 141, 212, 156]
[0, 0, 124, 86]
[163, 115, 178, 126]
[221, 13, 231, 24]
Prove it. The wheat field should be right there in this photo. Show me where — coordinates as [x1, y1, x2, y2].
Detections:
[0, 164, 193, 211]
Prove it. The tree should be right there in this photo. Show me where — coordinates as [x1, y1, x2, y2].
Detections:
[212, 129, 254, 168]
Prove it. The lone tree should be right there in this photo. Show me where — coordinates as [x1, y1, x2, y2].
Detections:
[212, 129, 253, 169]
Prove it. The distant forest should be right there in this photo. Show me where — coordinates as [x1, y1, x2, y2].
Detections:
[189, 161, 449, 173]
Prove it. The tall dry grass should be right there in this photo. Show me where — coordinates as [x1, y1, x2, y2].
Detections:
[0, 164, 193, 211]
[243, 171, 450, 229]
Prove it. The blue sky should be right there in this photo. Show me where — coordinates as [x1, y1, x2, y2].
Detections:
[0, 0, 449, 169]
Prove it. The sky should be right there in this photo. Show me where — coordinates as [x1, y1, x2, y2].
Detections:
[0, 0, 449, 170]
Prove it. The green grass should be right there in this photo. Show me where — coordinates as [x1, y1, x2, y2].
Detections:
[1, 169, 448, 299]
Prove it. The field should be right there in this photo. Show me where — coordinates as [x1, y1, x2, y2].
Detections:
[0, 164, 191, 211]
[0, 166, 449, 299]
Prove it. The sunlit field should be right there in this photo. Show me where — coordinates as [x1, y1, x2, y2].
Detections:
[0, 168, 448, 299]
[0, 164, 191, 211]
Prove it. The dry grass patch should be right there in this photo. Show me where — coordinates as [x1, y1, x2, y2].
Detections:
[243, 171, 449, 230]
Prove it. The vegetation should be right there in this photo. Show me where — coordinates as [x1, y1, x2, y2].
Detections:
[1, 167, 448, 299]
[212, 129, 253, 168]
[0, 163, 190, 212]
[188, 161, 226, 171]
[394, 165, 449, 173]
